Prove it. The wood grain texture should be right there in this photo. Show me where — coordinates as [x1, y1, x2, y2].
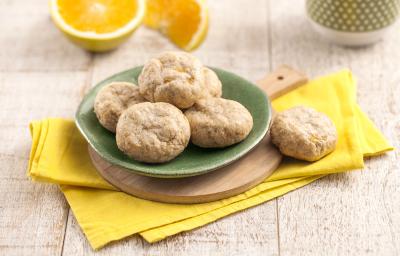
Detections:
[62, 201, 279, 256]
[0, 1, 91, 72]
[0, 72, 88, 255]
[269, 1, 400, 255]
[0, 0, 399, 255]
[89, 132, 281, 203]
[257, 65, 308, 100]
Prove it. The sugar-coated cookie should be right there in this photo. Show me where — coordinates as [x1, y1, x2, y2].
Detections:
[185, 98, 253, 148]
[138, 51, 204, 109]
[270, 106, 337, 161]
[201, 67, 222, 98]
[94, 82, 146, 132]
[116, 102, 190, 163]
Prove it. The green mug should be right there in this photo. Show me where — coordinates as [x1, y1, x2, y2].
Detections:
[306, 0, 400, 45]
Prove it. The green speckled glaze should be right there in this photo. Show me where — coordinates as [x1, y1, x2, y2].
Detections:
[75, 67, 271, 178]
[307, 0, 399, 32]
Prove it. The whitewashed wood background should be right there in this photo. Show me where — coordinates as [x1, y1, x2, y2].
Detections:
[0, 0, 399, 255]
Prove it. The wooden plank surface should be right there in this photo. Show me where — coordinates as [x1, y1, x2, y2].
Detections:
[0, 0, 399, 255]
[0, 0, 91, 72]
[270, 1, 400, 255]
[0, 72, 87, 255]
[62, 1, 279, 255]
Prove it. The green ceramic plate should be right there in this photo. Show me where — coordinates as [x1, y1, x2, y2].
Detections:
[76, 67, 271, 178]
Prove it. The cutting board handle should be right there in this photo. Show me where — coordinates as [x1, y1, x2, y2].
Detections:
[256, 65, 308, 99]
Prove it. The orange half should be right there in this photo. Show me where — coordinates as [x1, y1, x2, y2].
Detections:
[50, 0, 145, 51]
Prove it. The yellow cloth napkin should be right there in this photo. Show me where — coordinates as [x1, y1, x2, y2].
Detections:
[28, 70, 393, 249]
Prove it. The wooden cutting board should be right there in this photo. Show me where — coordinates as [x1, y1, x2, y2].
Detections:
[89, 65, 308, 204]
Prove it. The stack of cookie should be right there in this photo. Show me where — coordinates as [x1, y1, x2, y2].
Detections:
[94, 51, 253, 163]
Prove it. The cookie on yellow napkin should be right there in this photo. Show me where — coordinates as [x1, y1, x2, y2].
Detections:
[27, 70, 393, 249]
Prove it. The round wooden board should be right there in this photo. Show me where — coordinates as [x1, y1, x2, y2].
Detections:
[88, 66, 308, 204]
[89, 133, 282, 204]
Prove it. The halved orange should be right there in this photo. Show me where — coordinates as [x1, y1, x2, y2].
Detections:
[50, 0, 145, 52]
[144, 0, 209, 51]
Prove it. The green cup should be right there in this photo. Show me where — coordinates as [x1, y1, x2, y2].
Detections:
[306, 0, 400, 45]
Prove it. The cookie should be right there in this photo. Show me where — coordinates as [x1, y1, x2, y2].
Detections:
[138, 51, 204, 109]
[94, 82, 146, 132]
[185, 98, 253, 148]
[270, 106, 337, 161]
[201, 67, 222, 98]
[116, 102, 190, 163]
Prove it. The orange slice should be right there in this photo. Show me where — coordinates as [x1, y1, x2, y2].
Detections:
[144, 0, 209, 51]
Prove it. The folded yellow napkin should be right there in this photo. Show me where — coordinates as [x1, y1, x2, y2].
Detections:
[28, 70, 393, 249]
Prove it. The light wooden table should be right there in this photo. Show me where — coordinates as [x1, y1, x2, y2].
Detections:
[1, 0, 399, 255]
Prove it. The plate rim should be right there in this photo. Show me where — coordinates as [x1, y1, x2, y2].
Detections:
[75, 67, 272, 178]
